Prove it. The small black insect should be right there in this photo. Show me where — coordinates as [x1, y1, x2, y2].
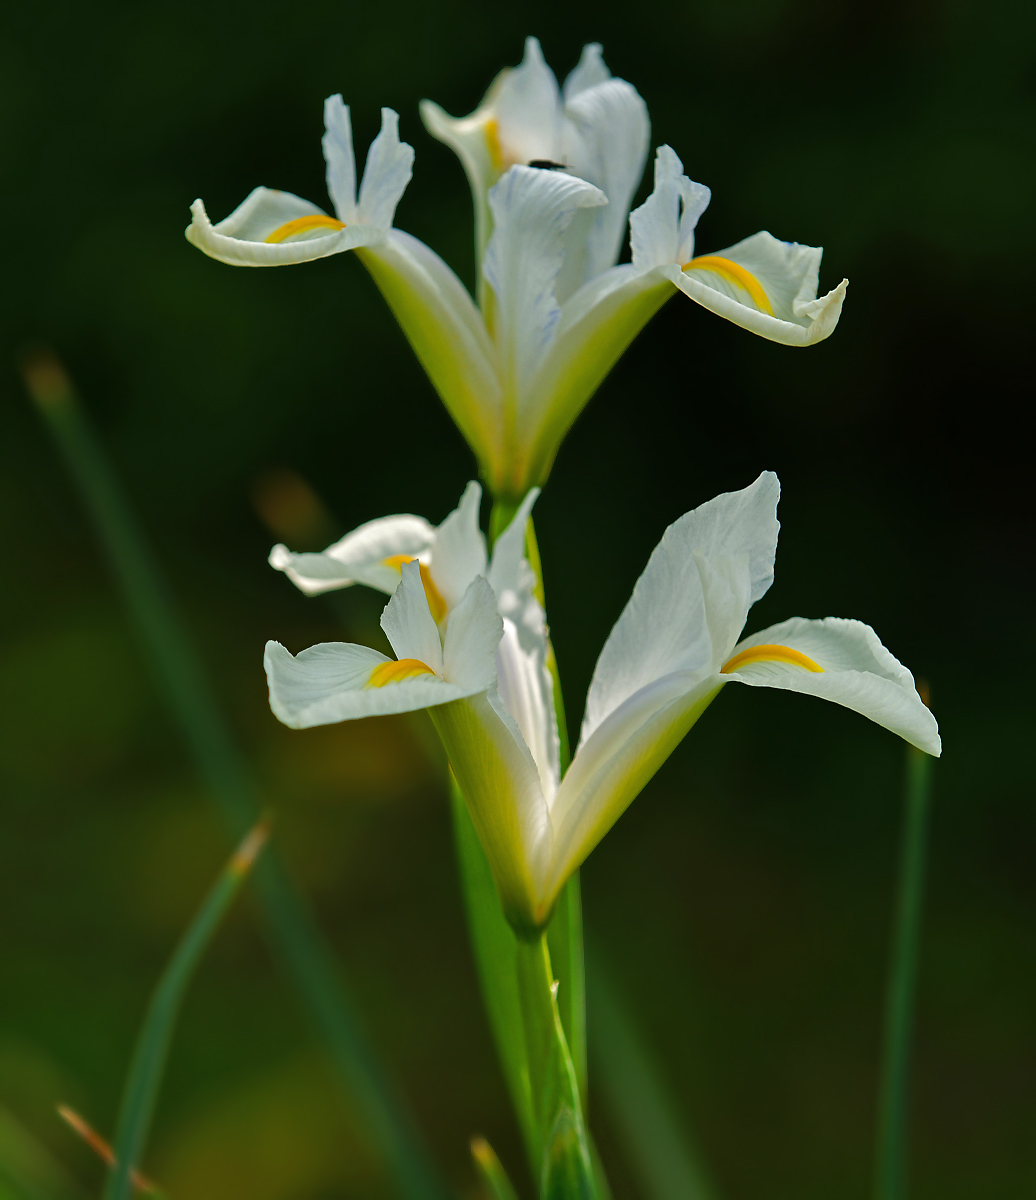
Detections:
[527, 159, 567, 171]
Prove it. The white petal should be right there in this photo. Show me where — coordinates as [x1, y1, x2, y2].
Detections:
[429, 690, 551, 930]
[483, 165, 606, 398]
[563, 43, 611, 100]
[546, 671, 724, 910]
[186, 190, 381, 268]
[496, 615, 560, 804]
[430, 482, 488, 611]
[269, 513, 435, 596]
[725, 617, 941, 755]
[630, 146, 711, 271]
[515, 263, 674, 490]
[559, 78, 650, 291]
[493, 37, 563, 167]
[357, 229, 503, 478]
[442, 575, 504, 691]
[487, 486, 540, 599]
[265, 640, 463, 728]
[322, 94, 357, 221]
[670, 230, 848, 346]
[580, 472, 780, 745]
[356, 108, 415, 230]
[381, 560, 443, 674]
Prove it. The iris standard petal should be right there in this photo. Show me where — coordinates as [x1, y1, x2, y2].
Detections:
[265, 640, 462, 728]
[269, 513, 436, 596]
[630, 145, 711, 271]
[493, 37, 563, 168]
[186, 189, 380, 267]
[381, 561, 444, 673]
[322, 94, 357, 221]
[357, 229, 503, 474]
[723, 616, 941, 755]
[562, 42, 611, 101]
[671, 230, 848, 346]
[580, 472, 780, 744]
[356, 108, 415, 229]
[429, 482, 488, 611]
[483, 166, 606, 399]
[442, 576, 505, 692]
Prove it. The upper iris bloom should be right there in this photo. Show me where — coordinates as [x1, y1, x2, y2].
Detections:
[187, 39, 847, 501]
[265, 474, 937, 934]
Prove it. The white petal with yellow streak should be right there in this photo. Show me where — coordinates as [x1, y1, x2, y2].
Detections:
[269, 513, 435, 596]
[428, 482, 488, 612]
[186, 188, 380, 268]
[382, 561, 444, 675]
[724, 616, 941, 755]
[670, 231, 848, 346]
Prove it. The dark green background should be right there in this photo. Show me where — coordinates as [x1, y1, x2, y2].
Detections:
[1, 1, 1033, 1197]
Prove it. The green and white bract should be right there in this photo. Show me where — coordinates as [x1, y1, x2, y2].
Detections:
[265, 475, 938, 934]
[186, 39, 848, 502]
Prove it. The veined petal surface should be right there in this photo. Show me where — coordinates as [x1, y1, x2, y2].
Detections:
[265, 640, 464, 727]
[630, 145, 711, 270]
[187, 189, 381, 267]
[726, 616, 941, 755]
[580, 472, 780, 744]
[382, 561, 444, 674]
[671, 231, 848, 346]
[356, 108, 415, 229]
[442, 576, 505, 693]
[269, 513, 435, 596]
[322, 94, 357, 221]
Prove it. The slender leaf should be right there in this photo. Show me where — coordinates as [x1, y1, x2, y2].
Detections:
[21, 352, 446, 1200]
[586, 950, 718, 1200]
[470, 1138, 519, 1200]
[874, 746, 934, 1200]
[103, 823, 268, 1200]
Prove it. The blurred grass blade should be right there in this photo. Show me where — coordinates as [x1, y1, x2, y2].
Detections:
[874, 745, 934, 1200]
[20, 351, 446, 1200]
[55, 1109, 158, 1196]
[0, 1106, 85, 1200]
[586, 950, 718, 1200]
[470, 1138, 519, 1200]
[103, 822, 268, 1200]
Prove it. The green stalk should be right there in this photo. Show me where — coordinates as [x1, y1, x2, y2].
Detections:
[103, 824, 267, 1200]
[874, 746, 934, 1200]
[21, 353, 445, 1200]
[586, 950, 717, 1200]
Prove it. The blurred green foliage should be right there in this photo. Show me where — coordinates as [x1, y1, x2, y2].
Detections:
[1, 0, 1033, 1197]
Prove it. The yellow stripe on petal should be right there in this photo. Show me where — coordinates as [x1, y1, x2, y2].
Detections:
[264, 215, 346, 244]
[721, 644, 824, 675]
[367, 657, 437, 688]
[382, 556, 448, 624]
[484, 118, 504, 173]
[682, 255, 774, 315]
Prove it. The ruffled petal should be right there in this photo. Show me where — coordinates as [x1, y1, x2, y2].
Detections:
[671, 230, 848, 346]
[630, 145, 710, 270]
[186, 189, 380, 267]
[265, 640, 463, 728]
[724, 616, 941, 755]
[356, 108, 415, 229]
[580, 472, 780, 744]
[322, 94, 357, 222]
[269, 513, 435, 596]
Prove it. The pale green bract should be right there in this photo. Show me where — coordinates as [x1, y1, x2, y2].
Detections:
[264, 474, 939, 933]
[186, 39, 848, 500]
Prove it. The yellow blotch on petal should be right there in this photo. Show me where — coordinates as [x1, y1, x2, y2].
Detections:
[382, 556, 448, 624]
[721, 644, 824, 675]
[484, 118, 504, 173]
[682, 255, 774, 315]
[265, 215, 346, 244]
[367, 658, 437, 688]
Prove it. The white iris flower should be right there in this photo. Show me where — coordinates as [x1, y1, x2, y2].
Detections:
[186, 39, 847, 501]
[265, 474, 938, 934]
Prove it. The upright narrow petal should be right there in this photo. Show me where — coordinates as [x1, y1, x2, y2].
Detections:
[186, 189, 379, 267]
[356, 108, 415, 230]
[487, 487, 540, 600]
[430, 482, 488, 611]
[670, 231, 848, 346]
[493, 37, 563, 167]
[381, 561, 444, 674]
[265, 640, 463, 727]
[580, 472, 780, 744]
[723, 616, 941, 755]
[322, 94, 357, 222]
[562, 42, 611, 100]
[269, 513, 436, 596]
[442, 576, 504, 692]
[483, 166, 606, 401]
[559, 78, 650, 292]
[630, 146, 711, 271]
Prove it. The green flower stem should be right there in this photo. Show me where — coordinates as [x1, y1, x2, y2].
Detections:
[874, 746, 934, 1200]
[22, 353, 446, 1200]
[103, 825, 268, 1200]
[586, 949, 718, 1200]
